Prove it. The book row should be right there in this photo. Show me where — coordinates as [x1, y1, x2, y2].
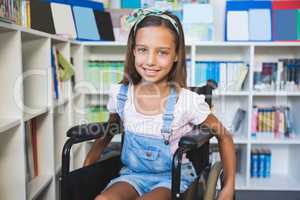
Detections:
[51, 46, 75, 100]
[250, 147, 272, 178]
[226, 0, 300, 41]
[0, 0, 22, 24]
[254, 59, 300, 92]
[194, 61, 248, 91]
[251, 106, 294, 139]
[85, 60, 124, 89]
[86, 105, 109, 123]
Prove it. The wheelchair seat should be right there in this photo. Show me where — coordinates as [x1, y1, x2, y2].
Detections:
[60, 84, 225, 200]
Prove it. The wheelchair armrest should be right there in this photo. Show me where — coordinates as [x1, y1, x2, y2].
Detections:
[172, 125, 215, 200]
[66, 122, 122, 143]
[178, 125, 215, 152]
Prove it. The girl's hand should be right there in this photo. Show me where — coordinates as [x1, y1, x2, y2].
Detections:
[217, 186, 234, 200]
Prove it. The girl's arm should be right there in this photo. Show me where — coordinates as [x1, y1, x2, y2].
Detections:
[83, 113, 121, 166]
[202, 114, 236, 198]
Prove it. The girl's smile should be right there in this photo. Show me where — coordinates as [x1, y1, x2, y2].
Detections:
[134, 26, 178, 84]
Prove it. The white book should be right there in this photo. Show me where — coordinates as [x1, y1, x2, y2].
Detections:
[220, 62, 227, 91]
[227, 63, 234, 90]
[183, 4, 213, 24]
[227, 11, 249, 41]
[233, 63, 248, 91]
[51, 3, 77, 39]
[249, 9, 271, 41]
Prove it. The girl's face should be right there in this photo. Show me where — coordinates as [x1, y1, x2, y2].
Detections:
[133, 26, 178, 85]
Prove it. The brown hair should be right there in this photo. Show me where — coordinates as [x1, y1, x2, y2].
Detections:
[120, 11, 187, 88]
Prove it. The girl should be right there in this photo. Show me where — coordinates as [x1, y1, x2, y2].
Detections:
[84, 8, 235, 200]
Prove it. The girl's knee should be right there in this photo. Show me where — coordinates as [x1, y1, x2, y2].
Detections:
[94, 194, 111, 200]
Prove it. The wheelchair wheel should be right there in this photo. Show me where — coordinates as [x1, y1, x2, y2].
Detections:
[203, 161, 223, 200]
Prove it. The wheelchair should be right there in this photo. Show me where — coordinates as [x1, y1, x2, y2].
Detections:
[60, 83, 225, 200]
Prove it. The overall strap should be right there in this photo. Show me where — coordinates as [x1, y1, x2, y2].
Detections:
[161, 86, 177, 145]
[117, 84, 129, 120]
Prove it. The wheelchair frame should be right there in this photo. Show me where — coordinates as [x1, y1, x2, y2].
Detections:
[60, 84, 225, 200]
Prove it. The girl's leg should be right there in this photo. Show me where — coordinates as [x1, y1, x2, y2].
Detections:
[94, 181, 139, 200]
[137, 187, 171, 200]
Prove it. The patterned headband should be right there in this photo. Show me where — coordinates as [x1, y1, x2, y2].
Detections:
[125, 8, 180, 34]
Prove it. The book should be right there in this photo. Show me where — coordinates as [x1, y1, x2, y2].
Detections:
[121, 0, 140, 8]
[30, 0, 56, 34]
[57, 50, 75, 81]
[25, 120, 34, 181]
[45, 0, 104, 11]
[225, 0, 272, 41]
[272, 9, 298, 41]
[94, 10, 115, 41]
[249, 9, 271, 41]
[72, 6, 100, 41]
[230, 108, 246, 133]
[51, 46, 59, 100]
[232, 63, 249, 91]
[25, 118, 38, 181]
[226, 11, 249, 41]
[183, 3, 213, 24]
[50, 2, 77, 38]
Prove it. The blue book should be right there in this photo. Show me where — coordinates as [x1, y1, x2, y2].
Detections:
[215, 62, 220, 84]
[273, 10, 298, 41]
[45, 0, 104, 11]
[206, 62, 213, 82]
[51, 47, 59, 99]
[199, 62, 207, 86]
[195, 62, 201, 86]
[226, 0, 272, 11]
[73, 6, 100, 41]
[121, 0, 140, 8]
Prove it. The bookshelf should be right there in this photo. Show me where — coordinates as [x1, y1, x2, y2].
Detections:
[81, 41, 300, 193]
[0, 22, 83, 200]
[0, 21, 300, 200]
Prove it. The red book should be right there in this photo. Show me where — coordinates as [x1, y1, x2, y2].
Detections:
[272, 0, 300, 10]
[31, 118, 38, 177]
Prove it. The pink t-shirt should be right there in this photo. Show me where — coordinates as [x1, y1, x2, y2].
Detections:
[107, 84, 211, 156]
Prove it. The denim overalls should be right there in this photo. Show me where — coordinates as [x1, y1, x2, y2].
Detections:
[106, 84, 197, 196]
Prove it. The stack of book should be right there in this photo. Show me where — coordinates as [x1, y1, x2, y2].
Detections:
[251, 106, 294, 139]
[226, 0, 300, 41]
[253, 62, 277, 91]
[195, 61, 248, 91]
[0, 0, 22, 24]
[253, 59, 300, 92]
[251, 147, 272, 178]
[278, 59, 300, 91]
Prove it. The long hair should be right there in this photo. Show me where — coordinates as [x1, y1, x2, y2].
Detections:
[121, 11, 187, 88]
